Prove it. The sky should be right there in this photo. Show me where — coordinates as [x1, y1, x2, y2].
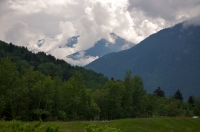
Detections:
[0, 0, 200, 66]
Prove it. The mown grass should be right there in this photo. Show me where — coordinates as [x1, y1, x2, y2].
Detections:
[0, 117, 200, 132]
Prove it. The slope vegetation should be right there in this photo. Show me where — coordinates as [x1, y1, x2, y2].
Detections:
[85, 22, 200, 98]
[0, 40, 108, 88]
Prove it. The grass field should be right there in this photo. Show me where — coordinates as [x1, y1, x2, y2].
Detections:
[0, 117, 200, 132]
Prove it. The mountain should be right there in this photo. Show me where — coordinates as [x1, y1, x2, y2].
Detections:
[59, 36, 79, 48]
[66, 33, 135, 62]
[0, 40, 108, 88]
[85, 22, 200, 99]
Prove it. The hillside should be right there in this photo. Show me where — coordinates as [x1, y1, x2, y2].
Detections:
[1, 39, 200, 121]
[0, 40, 108, 88]
[85, 22, 200, 98]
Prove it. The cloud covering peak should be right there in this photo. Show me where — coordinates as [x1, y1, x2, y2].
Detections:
[0, 0, 200, 65]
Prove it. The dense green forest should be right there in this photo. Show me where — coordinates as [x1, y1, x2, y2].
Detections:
[0, 40, 108, 89]
[0, 40, 200, 121]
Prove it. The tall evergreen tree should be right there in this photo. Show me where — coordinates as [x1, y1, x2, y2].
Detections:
[153, 87, 165, 97]
[173, 89, 183, 101]
[188, 96, 194, 107]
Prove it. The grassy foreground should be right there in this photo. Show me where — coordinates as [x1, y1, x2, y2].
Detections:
[0, 117, 200, 132]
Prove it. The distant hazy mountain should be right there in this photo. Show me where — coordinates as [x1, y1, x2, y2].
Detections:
[85, 22, 200, 99]
[66, 33, 135, 61]
[60, 36, 79, 48]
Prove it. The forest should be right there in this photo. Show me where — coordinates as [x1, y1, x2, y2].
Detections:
[0, 40, 200, 121]
[0, 40, 109, 89]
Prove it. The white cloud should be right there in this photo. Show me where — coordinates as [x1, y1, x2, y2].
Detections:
[49, 46, 75, 59]
[128, 0, 200, 22]
[3, 21, 39, 47]
[65, 55, 99, 66]
[54, 21, 77, 48]
[139, 20, 161, 38]
[183, 15, 200, 26]
[0, 0, 200, 66]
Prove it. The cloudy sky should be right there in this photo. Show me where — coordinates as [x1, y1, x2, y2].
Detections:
[0, 0, 200, 66]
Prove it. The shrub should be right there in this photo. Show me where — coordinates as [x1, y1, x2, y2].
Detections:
[3, 120, 61, 132]
[85, 124, 121, 132]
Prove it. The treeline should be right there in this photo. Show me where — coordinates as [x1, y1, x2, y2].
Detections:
[0, 40, 108, 89]
[0, 58, 100, 121]
[0, 58, 200, 121]
[92, 72, 200, 119]
[0, 40, 200, 121]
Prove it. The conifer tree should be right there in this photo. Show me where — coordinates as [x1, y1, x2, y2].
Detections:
[173, 89, 183, 101]
[153, 87, 165, 97]
[188, 96, 194, 107]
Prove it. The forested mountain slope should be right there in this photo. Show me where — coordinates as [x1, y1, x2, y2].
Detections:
[1, 38, 200, 121]
[85, 22, 200, 98]
[0, 40, 108, 88]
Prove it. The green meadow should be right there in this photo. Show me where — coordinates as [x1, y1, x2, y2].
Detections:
[0, 117, 200, 132]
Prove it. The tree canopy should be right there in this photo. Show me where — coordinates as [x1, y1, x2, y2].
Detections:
[0, 40, 200, 121]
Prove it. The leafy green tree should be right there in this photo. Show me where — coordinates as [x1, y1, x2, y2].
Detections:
[103, 80, 125, 119]
[122, 71, 134, 117]
[63, 72, 100, 120]
[0, 58, 18, 96]
[0, 58, 19, 120]
[51, 77, 65, 120]
[0, 95, 5, 117]
[2, 101, 14, 121]
[191, 97, 200, 116]
[131, 75, 146, 117]
[166, 101, 181, 117]
[192, 106, 200, 116]
[29, 76, 55, 120]
[180, 102, 193, 117]
[142, 94, 159, 117]
[122, 71, 146, 118]
[15, 60, 30, 70]
[92, 88, 109, 120]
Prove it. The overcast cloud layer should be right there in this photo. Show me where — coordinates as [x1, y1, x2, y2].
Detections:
[0, 0, 200, 66]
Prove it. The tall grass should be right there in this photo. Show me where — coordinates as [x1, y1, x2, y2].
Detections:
[0, 117, 199, 132]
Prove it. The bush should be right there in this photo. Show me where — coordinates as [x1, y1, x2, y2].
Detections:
[3, 120, 61, 132]
[85, 124, 121, 132]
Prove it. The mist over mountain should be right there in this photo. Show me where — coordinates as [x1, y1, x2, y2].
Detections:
[32, 33, 135, 66]
[59, 36, 79, 48]
[67, 33, 135, 63]
[85, 22, 200, 99]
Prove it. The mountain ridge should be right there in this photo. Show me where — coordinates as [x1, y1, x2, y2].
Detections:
[85, 22, 200, 98]
[0, 40, 109, 88]
[66, 33, 135, 64]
